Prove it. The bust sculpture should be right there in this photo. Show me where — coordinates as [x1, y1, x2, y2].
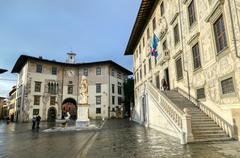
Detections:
[80, 76, 88, 104]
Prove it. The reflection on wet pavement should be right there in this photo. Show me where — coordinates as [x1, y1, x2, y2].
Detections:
[0, 119, 240, 158]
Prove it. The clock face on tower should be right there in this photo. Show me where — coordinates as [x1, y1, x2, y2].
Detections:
[67, 69, 75, 77]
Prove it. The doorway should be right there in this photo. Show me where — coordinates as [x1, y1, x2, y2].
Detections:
[164, 68, 170, 90]
[62, 98, 77, 120]
[48, 107, 56, 122]
[155, 75, 160, 89]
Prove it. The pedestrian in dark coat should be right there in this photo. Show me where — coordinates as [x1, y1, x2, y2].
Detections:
[36, 115, 41, 128]
[32, 117, 36, 130]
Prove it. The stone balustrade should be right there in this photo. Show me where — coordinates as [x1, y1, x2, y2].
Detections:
[176, 87, 235, 139]
[146, 82, 193, 144]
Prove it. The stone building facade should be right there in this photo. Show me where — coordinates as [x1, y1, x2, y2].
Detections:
[8, 86, 17, 122]
[12, 53, 132, 122]
[125, 0, 240, 141]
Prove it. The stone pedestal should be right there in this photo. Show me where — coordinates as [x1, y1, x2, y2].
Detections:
[76, 104, 90, 128]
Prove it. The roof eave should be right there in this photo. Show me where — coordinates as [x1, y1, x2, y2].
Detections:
[124, 0, 158, 56]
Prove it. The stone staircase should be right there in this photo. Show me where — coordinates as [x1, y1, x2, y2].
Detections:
[163, 90, 232, 142]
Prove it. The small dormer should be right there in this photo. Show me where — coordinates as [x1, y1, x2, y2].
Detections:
[66, 51, 76, 64]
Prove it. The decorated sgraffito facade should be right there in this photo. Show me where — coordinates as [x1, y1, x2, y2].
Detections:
[12, 53, 132, 122]
[125, 0, 240, 143]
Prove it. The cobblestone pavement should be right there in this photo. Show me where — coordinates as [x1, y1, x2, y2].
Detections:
[1, 119, 240, 158]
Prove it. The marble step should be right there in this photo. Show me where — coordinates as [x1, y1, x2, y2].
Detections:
[193, 137, 232, 142]
[193, 133, 228, 138]
[193, 130, 225, 134]
[192, 123, 219, 127]
[191, 118, 213, 121]
[192, 126, 222, 131]
[192, 121, 216, 125]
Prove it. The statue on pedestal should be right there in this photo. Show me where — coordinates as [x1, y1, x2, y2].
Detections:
[80, 76, 88, 105]
[76, 75, 90, 128]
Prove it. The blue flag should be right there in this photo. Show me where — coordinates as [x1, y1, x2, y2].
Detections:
[151, 33, 159, 57]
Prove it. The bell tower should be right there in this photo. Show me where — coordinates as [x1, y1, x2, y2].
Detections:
[66, 51, 76, 64]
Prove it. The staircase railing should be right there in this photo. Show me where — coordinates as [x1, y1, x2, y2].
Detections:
[146, 82, 193, 144]
[176, 87, 235, 138]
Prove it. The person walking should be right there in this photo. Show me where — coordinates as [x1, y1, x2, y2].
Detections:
[161, 78, 168, 91]
[32, 116, 36, 130]
[36, 115, 41, 128]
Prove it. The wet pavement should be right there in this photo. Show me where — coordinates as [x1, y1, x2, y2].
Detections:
[0, 119, 240, 158]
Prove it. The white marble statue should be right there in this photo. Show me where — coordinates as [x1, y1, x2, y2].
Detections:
[65, 112, 71, 121]
[80, 76, 88, 104]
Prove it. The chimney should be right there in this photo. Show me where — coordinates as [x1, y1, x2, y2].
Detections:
[66, 51, 76, 64]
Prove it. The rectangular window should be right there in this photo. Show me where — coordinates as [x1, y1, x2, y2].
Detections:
[163, 40, 167, 51]
[152, 17, 156, 30]
[148, 58, 152, 71]
[144, 63, 146, 76]
[111, 69, 115, 76]
[34, 96, 40, 105]
[50, 96, 56, 105]
[117, 72, 122, 79]
[68, 85, 73, 94]
[188, 0, 196, 26]
[197, 88, 205, 99]
[52, 67, 57, 75]
[36, 64, 42, 73]
[96, 96, 101, 105]
[96, 67, 101, 75]
[136, 71, 139, 82]
[192, 43, 201, 70]
[140, 68, 142, 80]
[214, 15, 227, 53]
[112, 84, 115, 93]
[33, 109, 39, 115]
[83, 68, 88, 76]
[221, 77, 235, 94]
[160, 1, 164, 16]
[147, 28, 150, 39]
[118, 97, 122, 105]
[118, 82, 122, 95]
[34, 82, 41, 92]
[143, 37, 145, 47]
[176, 57, 183, 80]
[139, 44, 141, 55]
[96, 108, 101, 114]
[174, 24, 180, 45]
[96, 83, 101, 93]
[112, 96, 115, 105]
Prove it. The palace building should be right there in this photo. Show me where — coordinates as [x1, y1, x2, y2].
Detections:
[12, 53, 132, 122]
[125, 0, 240, 143]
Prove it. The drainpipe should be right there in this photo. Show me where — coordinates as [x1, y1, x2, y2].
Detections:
[178, 0, 191, 99]
[233, 0, 240, 34]
[227, 0, 240, 58]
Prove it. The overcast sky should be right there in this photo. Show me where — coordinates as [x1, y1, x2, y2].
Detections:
[0, 0, 140, 97]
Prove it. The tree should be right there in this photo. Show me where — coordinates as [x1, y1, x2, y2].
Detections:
[123, 77, 134, 118]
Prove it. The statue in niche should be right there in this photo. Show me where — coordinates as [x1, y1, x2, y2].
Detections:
[80, 76, 88, 104]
